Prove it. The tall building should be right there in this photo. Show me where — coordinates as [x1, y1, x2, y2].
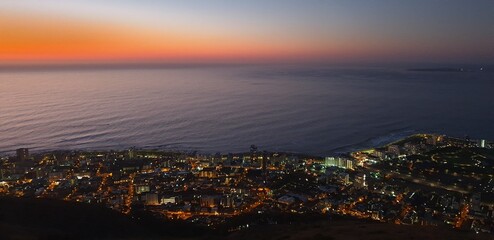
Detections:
[16, 148, 29, 161]
[250, 145, 258, 164]
[354, 173, 367, 189]
[261, 151, 268, 172]
[479, 139, 486, 148]
[325, 157, 337, 167]
[128, 147, 136, 159]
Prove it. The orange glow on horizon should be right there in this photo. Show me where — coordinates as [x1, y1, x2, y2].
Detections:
[1, 10, 449, 65]
[0, 10, 363, 63]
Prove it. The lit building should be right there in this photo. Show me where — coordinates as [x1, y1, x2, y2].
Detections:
[324, 157, 354, 170]
[325, 157, 336, 167]
[161, 196, 177, 204]
[479, 139, 486, 148]
[198, 167, 217, 178]
[135, 184, 150, 194]
[354, 173, 367, 189]
[339, 172, 350, 185]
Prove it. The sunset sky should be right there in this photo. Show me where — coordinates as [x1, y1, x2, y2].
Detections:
[1, 0, 493, 64]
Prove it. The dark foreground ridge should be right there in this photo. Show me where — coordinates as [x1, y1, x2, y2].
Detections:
[0, 197, 208, 239]
[0, 196, 489, 240]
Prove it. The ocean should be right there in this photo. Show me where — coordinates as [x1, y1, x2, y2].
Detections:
[1, 64, 492, 156]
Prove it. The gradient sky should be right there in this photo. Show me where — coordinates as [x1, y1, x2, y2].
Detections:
[0, 0, 493, 64]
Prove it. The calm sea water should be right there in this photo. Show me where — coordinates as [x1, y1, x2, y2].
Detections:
[0, 65, 492, 156]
